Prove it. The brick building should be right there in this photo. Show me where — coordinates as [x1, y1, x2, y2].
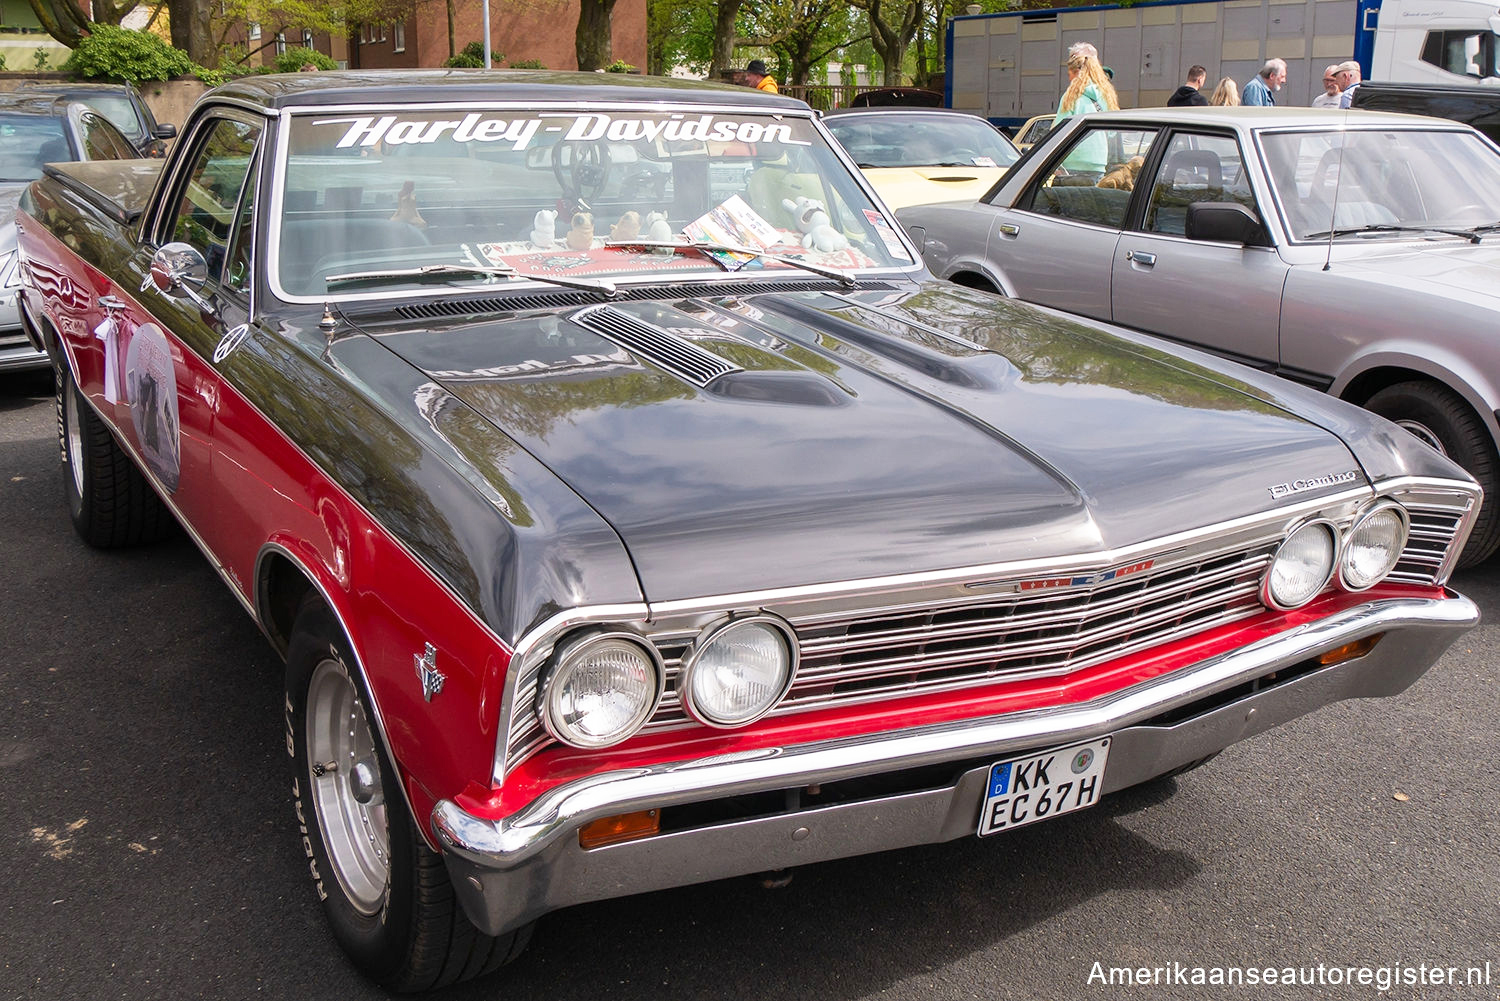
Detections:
[236, 0, 646, 72]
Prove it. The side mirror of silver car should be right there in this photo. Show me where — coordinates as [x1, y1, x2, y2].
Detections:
[145, 242, 214, 312]
[1185, 202, 1269, 247]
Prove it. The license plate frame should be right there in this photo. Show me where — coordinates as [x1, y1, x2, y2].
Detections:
[976, 736, 1111, 837]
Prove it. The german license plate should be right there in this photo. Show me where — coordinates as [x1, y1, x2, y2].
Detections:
[977, 737, 1111, 837]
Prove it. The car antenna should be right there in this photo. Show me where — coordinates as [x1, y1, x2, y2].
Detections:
[1323, 119, 1349, 272]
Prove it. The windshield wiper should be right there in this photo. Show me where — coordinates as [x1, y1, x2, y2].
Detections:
[1304, 223, 1480, 244]
[324, 263, 617, 296]
[603, 238, 857, 287]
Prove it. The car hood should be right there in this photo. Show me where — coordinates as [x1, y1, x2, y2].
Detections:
[861, 166, 1007, 210]
[358, 282, 1365, 602]
[1329, 242, 1500, 303]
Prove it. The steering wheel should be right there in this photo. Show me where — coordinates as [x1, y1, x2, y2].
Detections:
[551, 140, 611, 201]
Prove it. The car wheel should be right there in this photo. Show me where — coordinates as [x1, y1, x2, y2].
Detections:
[948, 272, 1001, 294]
[284, 595, 531, 991]
[56, 365, 175, 548]
[1366, 380, 1500, 567]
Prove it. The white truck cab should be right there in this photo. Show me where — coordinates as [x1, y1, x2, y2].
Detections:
[1365, 0, 1500, 84]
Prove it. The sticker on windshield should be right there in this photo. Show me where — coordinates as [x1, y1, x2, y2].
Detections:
[319, 111, 813, 152]
[864, 209, 912, 260]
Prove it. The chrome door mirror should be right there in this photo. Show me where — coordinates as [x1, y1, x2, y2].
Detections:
[145, 242, 214, 312]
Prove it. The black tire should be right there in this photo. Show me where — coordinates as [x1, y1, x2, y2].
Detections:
[56, 365, 175, 548]
[284, 595, 531, 991]
[1366, 380, 1500, 567]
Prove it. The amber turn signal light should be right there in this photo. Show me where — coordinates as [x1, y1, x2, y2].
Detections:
[1317, 634, 1382, 666]
[578, 809, 660, 849]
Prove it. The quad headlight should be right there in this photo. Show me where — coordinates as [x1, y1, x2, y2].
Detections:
[1264, 519, 1338, 609]
[1340, 501, 1409, 591]
[680, 615, 798, 728]
[540, 633, 663, 748]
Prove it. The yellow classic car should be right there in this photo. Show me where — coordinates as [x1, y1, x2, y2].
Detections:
[823, 107, 1021, 209]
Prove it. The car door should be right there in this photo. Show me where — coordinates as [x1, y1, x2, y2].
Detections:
[1111, 129, 1287, 370]
[126, 112, 264, 560]
[991, 124, 1160, 321]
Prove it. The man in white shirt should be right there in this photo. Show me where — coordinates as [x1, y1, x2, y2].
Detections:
[1312, 65, 1342, 108]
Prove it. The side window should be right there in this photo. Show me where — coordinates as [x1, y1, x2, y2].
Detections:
[166, 118, 262, 288]
[1142, 132, 1256, 236]
[80, 113, 135, 161]
[1021, 127, 1157, 229]
[1421, 29, 1498, 78]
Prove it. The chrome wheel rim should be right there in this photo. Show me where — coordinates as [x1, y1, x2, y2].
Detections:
[306, 659, 390, 915]
[1394, 419, 1447, 456]
[64, 389, 84, 497]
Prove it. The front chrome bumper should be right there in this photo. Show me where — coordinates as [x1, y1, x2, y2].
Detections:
[433, 593, 1477, 937]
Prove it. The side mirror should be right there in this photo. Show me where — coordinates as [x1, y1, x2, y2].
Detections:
[1186, 202, 1269, 246]
[153, 123, 178, 140]
[145, 242, 214, 312]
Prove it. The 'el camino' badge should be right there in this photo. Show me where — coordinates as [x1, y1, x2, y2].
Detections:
[414, 643, 445, 702]
[1268, 469, 1360, 500]
[1013, 560, 1155, 592]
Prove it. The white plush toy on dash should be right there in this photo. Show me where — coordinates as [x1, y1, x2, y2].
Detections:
[782, 197, 848, 252]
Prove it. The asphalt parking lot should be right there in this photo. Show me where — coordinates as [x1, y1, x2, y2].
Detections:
[2, 369, 1497, 1001]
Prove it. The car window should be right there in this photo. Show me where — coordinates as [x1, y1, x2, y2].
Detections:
[79, 111, 136, 161]
[1019, 117, 1055, 145]
[77, 94, 147, 141]
[168, 118, 262, 285]
[827, 114, 1019, 168]
[1019, 126, 1158, 229]
[1142, 132, 1256, 236]
[0, 113, 71, 182]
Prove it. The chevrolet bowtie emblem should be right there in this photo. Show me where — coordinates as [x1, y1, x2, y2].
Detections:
[414, 643, 445, 702]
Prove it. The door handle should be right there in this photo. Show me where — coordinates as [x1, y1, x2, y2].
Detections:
[998, 223, 1020, 237]
[96, 294, 127, 311]
[1125, 250, 1157, 266]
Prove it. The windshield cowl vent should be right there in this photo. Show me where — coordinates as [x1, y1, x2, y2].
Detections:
[389, 280, 895, 321]
[571, 304, 742, 388]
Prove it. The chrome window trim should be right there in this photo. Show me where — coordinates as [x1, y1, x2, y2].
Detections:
[490, 474, 1479, 783]
[263, 100, 925, 306]
[678, 613, 800, 728]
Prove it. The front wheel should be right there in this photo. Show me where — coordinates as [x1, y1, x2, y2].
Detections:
[284, 596, 531, 990]
[56, 365, 174, 548]
[1365, 381, 1500, 567]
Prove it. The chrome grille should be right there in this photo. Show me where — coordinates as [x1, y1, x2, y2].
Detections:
[505, 542, 1276, 766]
[1389, 501, 1469, 585]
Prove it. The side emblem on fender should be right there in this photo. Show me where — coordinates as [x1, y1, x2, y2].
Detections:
[414, 643, 445, 702]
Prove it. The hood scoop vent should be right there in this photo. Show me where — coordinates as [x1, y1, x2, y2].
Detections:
[391, 280, 896, 321]
[571, 304, 742, 388]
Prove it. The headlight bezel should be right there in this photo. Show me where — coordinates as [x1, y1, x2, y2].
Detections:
[1339, 499, 1410, 591]
[538, 630, 665, 749]
[678, 613, 800, 729]
[1262, 517, 1340, 610]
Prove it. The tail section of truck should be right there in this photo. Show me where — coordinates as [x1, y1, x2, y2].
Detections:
[948, 0, 1500, 128]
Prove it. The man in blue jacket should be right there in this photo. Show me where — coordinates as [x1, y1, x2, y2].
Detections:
[1242, 59, 1286, 106]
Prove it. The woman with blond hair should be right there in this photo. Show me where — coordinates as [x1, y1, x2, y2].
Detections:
[1209, 77, 1240, 106]
[1053, 45, 1119, 173]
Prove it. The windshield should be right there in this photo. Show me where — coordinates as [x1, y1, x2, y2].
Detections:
[825, 113, 1019, 169]
[276, 106, 915, 298]
[1260, 127, 1500, 242]
[0, 114, 70, 182]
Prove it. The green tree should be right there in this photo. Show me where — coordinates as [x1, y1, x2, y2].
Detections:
[851, 0, 924, 85]
[742, 0, 868, 87]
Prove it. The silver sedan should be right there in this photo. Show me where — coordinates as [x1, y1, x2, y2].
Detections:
[898, 107, 1500, 565]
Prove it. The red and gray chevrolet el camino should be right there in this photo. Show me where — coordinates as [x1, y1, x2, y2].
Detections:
[14, 72, 1482, 989]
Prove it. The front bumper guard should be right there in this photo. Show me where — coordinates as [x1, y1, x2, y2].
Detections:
[433, 593, 1477, 936]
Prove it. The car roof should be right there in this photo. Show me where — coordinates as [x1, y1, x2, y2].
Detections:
[208, 69, 812, 113]
[19, 81, 140, 96]
[0, 93, 85, 118]
[823, 106, 992, 120]
[1081, 106, 1460, 130]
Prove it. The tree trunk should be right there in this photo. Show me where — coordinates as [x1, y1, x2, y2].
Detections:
[576, 0, 617, 71]
[447, 0, 456, 58]
[165, 0, 215, 64]
[709, 0, 743, 80]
